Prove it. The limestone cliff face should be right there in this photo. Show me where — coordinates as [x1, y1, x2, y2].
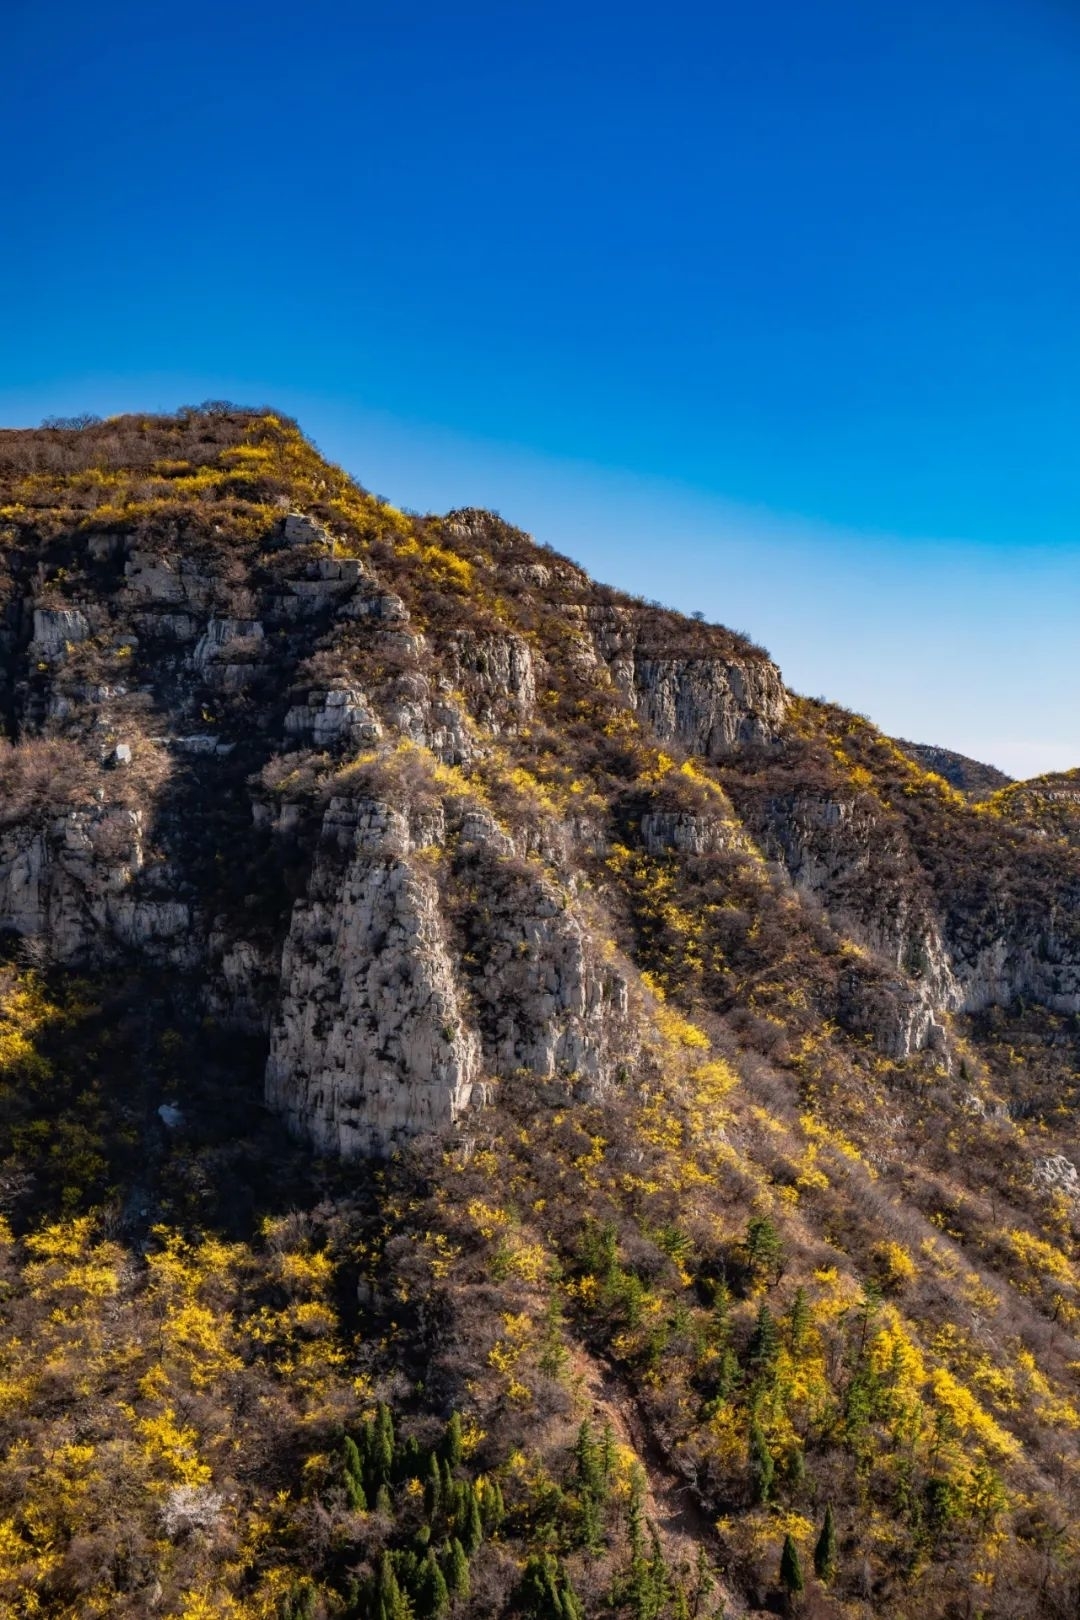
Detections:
[741, 776, 1080, 1053]
[0, 806, 193, 965]
[575, 604, 789, 758]
[2, 409, 1078, 1163]
[265, 790, 636, 1157]
[265, 799, 481, 1157]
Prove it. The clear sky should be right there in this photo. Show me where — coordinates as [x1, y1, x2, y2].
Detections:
[3, 0, 1078, 778]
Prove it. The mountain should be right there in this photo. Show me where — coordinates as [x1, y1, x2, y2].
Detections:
[893, 739, 1013, 800]
[1, 406, 1079, 1620]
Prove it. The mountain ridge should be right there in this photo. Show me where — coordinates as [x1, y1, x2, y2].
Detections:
[0, 407, 1078, 1619]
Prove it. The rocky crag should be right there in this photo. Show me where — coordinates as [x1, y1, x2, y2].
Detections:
[2, 408, 1080, 1620]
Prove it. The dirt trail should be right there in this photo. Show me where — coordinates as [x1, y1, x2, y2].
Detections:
[572, 1348, 748, 1616]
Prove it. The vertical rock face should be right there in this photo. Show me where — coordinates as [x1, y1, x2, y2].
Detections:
[450, 810, 634, 1090]
[578, 605, 788, 757]
[5, 409, 1080, 1172]
[630, 656, 787, 758]
[0, 808, 192, 964]
[266, 799, 480, 1158]
[264, 793, 638, 1157]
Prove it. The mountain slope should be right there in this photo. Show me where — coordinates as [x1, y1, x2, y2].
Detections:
[0, 408, 1078, 1619]
[893, 739, 1012, 800]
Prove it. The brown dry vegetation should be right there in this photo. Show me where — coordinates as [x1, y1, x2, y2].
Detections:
[0, 411, 1078, 1618]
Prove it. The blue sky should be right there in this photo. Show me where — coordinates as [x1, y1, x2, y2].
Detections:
[3, 0, 1078, 776]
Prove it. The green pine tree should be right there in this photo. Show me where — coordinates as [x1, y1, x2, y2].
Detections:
[788, 1287, 810, 1356]
[745, 1215, 783, 1284]
[376, 1552, 412, 1620]
[578, 1484, 603, 1553]
[538, 1291, 570, 1379]
[414, 1550, 450, 1620]
[460, 1483, 483, 1556]
[749, 1419, 775, 1505]
[779, 1534, 804, 1600]
[443, 1538, 470, 1601]
[647, 1526, 671, 1619]
[626, 1468, 651, 1620]
[424, 1453, 442, 1521]
[712, 1281, 732, 1346]
[343, 1434, 363, 1482]
[748, 1303, 780, 1370]
[345, 1471, 368, 1512]
[375, 1482, 393, 1515]
[574, 1420, 604, 1497]
[479, 1476, 504, 1534]
[560, 1579, 585, 1620]
[285, 1582, 317, 1620]
[443, 1411, 464, 1468]
[373, 1402, 395, 1487]
[520, 1554, 562, 1619]
[813, 1504, 838, 1583]
[692, 1546, 715, 1618]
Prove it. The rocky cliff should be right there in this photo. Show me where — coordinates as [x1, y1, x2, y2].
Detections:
[1, 412, 1078, 1141]
[4, 409, 1080, 1620]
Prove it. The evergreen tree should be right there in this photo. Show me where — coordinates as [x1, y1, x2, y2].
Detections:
[788, 1287, 810, 1355]
[520, 1554, 562, 1619]
[691, 1546, 715, 1618]
[748, 1419, 775, 1505]
[414, 1550, 450, 1620]
[779, 1535, 804, 1601]
[574, 1420, 604, 1497]
[424, 1454, 442, 1521]
[479, 1476, 505, 1534]
[439, 1458, 455, 1507]
[714, 1345, 740, 1404]
[376, 1552, 412, 1620]
[443, 1538, 470, 1601]
[813, 1505, 838, 1584]
[343, 1434, 363, 1483]
[375, 1482, 393, 1516]
[443, 1411, 464, 1468]
[373, 1402, 395, 1487]
[626, 1468, 651, 1620]
[560, 1579, 585, 1620]
[578, 1483, 603, 1553]
[538, 1291, 570, 1379]
[647, 1526, 671, 1619]
[745, 1215, 783, 1284]
[748, 1303, 780, 1370]
[519, 1553, 586, 1620]
[460, 1483, 483, 1557]
[356, 1420, 374, 1487]
[345, 1471, 368, 1512]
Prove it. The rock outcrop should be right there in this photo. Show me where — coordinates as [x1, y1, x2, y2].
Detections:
[1, 407, 1078, 1162]
[266, 799, 481, 1157]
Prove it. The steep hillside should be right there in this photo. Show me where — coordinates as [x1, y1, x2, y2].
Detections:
[893, 740, 1012, 800]
[0, 407, 1079, 1620]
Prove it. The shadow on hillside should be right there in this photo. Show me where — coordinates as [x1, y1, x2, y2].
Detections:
[0, 941, 359, 1244]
